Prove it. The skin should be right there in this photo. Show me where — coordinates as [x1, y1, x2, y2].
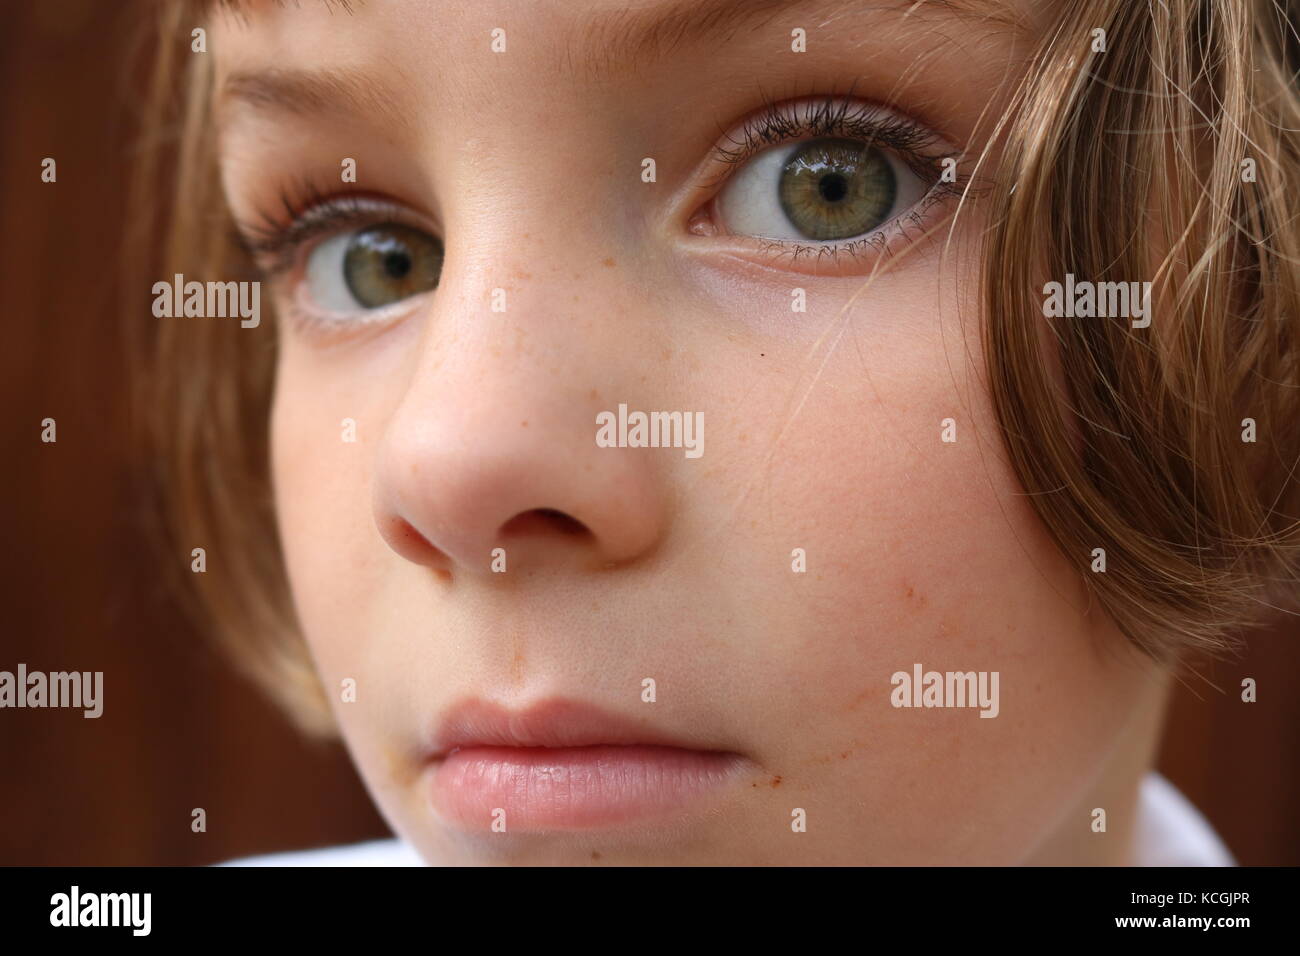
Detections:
[212, 0, 1171, 864]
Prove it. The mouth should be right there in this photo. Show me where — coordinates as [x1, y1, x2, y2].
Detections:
[425, 698, 748, 831]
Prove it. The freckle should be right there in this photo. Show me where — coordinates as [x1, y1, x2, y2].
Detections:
[771, 776, 782, 788]
[661, 349, 672, 361]
[591, 851, 601, 860]
[589, 388, 600, 401]
[520, 420, 528, 427]
[844, 688, 871, 712]
[602, 257, 615, 268]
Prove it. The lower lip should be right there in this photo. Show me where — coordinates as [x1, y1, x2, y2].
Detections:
[430, 745, 743, 830]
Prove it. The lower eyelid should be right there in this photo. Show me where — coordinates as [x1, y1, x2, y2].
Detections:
[693, 179, 963, 275]
[282, 282, 432, 340]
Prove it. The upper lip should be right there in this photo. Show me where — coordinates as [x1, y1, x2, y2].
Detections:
[428, 698, 727, 759]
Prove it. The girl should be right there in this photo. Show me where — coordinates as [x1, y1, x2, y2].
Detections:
[137, 0, 1298, 865]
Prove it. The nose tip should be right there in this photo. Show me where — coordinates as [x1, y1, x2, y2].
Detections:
[372, 420, 668, 577]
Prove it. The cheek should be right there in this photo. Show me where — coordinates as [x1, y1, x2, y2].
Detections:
[709, 287, 1151, 861]
[269, 351, 432, 804]
[268, 352, 395, 697]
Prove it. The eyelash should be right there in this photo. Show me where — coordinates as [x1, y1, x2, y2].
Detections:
[234, 183, 415, 279]
[231, 94, 968, 290]
[712, 94, 954, 178]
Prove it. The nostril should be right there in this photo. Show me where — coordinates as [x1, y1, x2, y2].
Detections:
[500, 508, 591, 539]
[379, 515, 448, 566]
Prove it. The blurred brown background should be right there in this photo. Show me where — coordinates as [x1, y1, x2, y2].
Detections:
[1, 0, 1295, 866]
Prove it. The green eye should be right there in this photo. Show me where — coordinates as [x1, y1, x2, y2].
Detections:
[778, 139, 896, 241]
[342, 223, 443, 309]
[715, 134, 929, 246]
[305, 222, 443, 315]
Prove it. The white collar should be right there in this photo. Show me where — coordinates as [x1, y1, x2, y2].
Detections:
[1134, 772, 1236, 866]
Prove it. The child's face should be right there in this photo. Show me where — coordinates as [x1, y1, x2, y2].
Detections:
[214, 0, 1166, 864]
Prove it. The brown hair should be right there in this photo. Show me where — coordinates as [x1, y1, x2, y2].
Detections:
[132, 0, 1300, 736]
[131, 1, 331, 735]
[983, 0, 1300, 662]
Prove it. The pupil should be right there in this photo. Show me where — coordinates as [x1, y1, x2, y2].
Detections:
[384, 250, 411, 279]
[819, 173, 849, 203]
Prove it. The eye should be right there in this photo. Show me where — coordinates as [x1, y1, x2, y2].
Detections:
[715, 136, 930, 243]
[305, 222, 443, 313]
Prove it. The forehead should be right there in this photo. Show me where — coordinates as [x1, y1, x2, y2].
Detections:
[209, 0, 1032, 76]
[210, 0, 1036, 150]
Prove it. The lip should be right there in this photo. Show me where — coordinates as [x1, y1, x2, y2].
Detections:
[426, 699, 747, 831]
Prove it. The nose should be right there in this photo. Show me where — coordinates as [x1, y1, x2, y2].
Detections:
[371, 325, 670, 579]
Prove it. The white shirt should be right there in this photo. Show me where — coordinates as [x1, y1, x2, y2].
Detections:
[1133, 772, 1236, 866]
[218, 771, 1235, 866]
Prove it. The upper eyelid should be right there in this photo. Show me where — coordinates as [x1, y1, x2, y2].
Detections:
[707, 96, 960, 171]
[234, 193, 429, 276]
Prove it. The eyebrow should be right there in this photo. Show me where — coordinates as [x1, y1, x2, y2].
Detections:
[218, 0, 1026, 127]
[218, 65, 415, 137]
